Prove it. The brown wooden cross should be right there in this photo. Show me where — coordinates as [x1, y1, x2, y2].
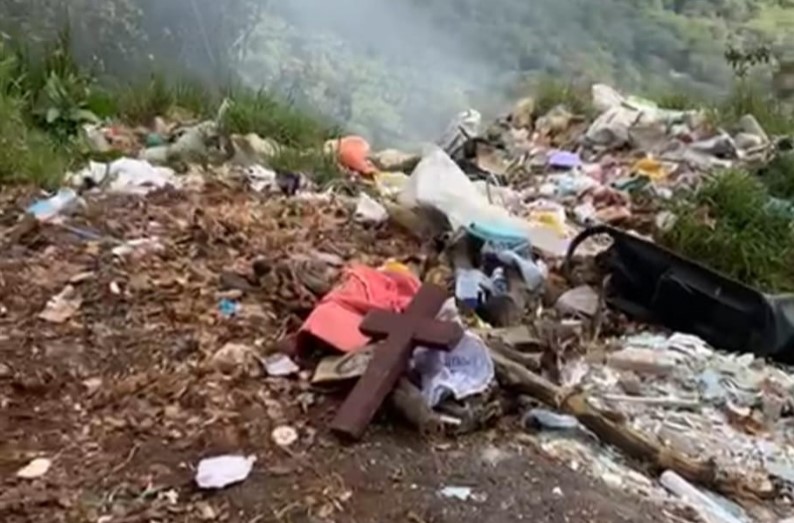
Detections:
[330, 283, 464, 440]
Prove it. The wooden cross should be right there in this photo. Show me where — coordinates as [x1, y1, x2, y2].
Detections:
[331, 283, 464, 440]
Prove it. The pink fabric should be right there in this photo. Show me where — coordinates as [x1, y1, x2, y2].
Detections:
[300, 264, 420, 353]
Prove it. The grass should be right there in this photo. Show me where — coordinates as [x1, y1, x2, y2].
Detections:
[0, 44, 73, 187]
[0, 32, 345, 188]
[0, 90, 70, 187]
[116, 74, 217, 124]
[532, 77, 595, 117]
[711, 80, 794, 136]
[758, 152, 794, 200]
[221, 89, 338, 149]
[266, 146, 345, 187]
[660, 170, 794, 292]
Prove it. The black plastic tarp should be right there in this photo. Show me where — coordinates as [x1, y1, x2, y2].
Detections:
[564, 225, 794, 363]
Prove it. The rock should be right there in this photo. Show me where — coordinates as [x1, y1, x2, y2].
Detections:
[555, 285, 599, 317]
[195, 455, 256, 490]
[39, 286, 82, 324]
[738, 114, 769, 143]
[16, 457, 52, 479]
[735, 132, 765, 151]
[271, 425, 298, 447]
[354, 193, 389, 224]
[535, 105, 574, 136]
[523, 408, 579, 430]
[509, 97, 535, 129]
[231, 133, 281, 165]
[628, 122, 669, 153]
[0, 362, 12, 378]
[210, 343, 260, 376]
[370, 149, 420, 172]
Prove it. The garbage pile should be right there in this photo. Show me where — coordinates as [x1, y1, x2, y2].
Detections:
[9, 82, 794, 522]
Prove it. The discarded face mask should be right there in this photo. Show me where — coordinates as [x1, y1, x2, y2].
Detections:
[565, 225, 794, 363]
[27, 188, 82, 223]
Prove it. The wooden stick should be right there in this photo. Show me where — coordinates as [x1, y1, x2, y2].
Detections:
[490, 349, 772, 501]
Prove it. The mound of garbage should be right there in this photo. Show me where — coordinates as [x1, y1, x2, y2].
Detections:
[4, 83, 794, 522]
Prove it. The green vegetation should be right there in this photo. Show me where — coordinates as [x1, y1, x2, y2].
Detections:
[240, 0, 794, 143]
[0, 34, 340, 188]
[758, 152, 794, 199]
[712, 81, 794, 135]
[531, 78, 594, 117]
[661, 171, 794, 292]
[267, 147, 345, 187]
[221, 90, 338, 149]
[2, 0, 794, 144]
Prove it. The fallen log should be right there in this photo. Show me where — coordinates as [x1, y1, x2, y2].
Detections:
[490, 349, 773, 501]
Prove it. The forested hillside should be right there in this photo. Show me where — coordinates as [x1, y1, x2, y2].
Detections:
[2, 0, 793, 144]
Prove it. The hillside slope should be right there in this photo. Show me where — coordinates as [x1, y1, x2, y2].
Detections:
[241, 0, 794, 143]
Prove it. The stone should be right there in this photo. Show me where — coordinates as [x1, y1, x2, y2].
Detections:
[509, 97, 535, 129]
[370, 149, 420, 172]
[738, 114, 769, 143]
[555, 285, 599, 317]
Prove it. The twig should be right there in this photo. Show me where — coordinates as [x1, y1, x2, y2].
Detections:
[103, 443, 140, 482]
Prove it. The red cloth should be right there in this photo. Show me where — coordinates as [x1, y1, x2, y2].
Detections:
[300, 265, 420, 353]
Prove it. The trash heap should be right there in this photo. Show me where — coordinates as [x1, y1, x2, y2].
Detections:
[10, 83, 794, 522]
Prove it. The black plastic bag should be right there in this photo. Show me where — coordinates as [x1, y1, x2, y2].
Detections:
[564, 225, 794, 362]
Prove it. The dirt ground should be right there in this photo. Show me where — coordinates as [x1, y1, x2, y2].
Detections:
[0, 183, 670, 522]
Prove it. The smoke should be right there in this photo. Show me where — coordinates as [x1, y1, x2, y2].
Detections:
[237, 0, 508, 146]
[1, 0, 745, 147]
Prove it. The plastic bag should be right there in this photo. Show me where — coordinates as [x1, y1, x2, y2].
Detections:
[400, 147, 526, 233]
[412, 331, 495, 407]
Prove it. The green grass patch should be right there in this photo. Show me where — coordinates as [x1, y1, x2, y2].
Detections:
[648, 89, 704, 111]
[0, 90, 71, 187]
[660, 170, 794, 292]
[758, 152, 794, 200]
[0, 32, 342, 187]
[532, 77, 594, 117]
[0, 45, 74, 187]
[116, 74, 217, 125]
[266, 147, 344, 187]
[711, 81, 794, 136]
[221, 89, 338, 149]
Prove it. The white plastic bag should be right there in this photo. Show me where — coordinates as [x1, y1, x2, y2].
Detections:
[354, 193, 389, 224]
[412, 331, 495, 407]
[68, 158, 179, 195]
[399, 147, 525, 233]
[195, 455, 255, 489]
